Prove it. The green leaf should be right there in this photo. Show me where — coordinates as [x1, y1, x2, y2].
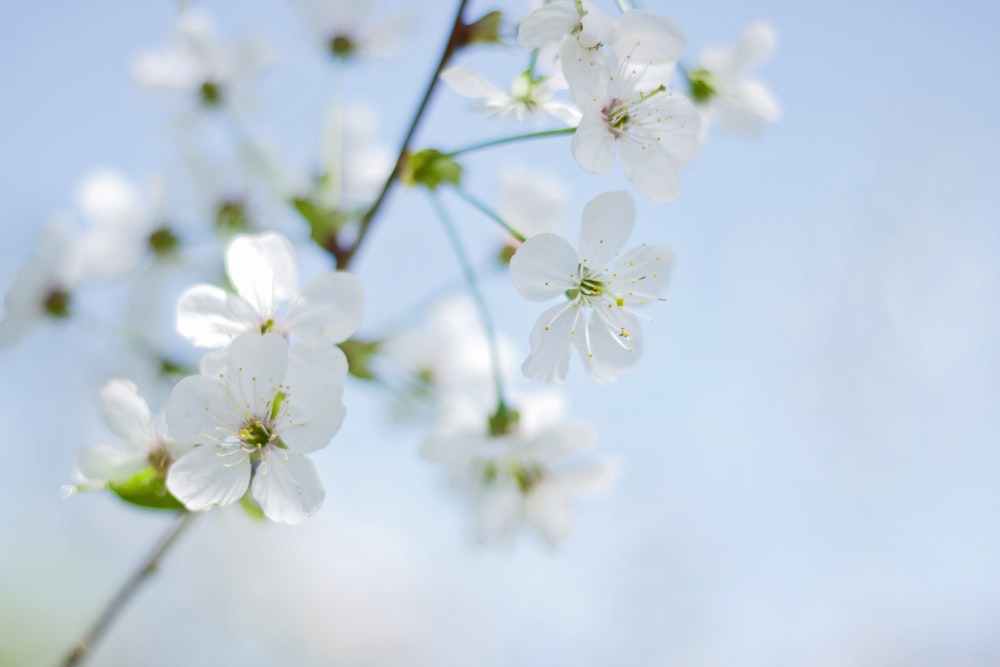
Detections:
[108, 467, 184, 511]
[291, 196, 350, 246]
[403, 149, 463, 190]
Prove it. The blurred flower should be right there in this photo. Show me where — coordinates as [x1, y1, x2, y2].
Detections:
[440, 66, 580, 126]
[166, 332, 345, 523]
[132, 8, 271, 113]
[510, 191, 674, 384]
[498, 165, 569, 241]
[0, 222, 87, 346]
[296, 0, 413, 60]
[422, 394, 616, 547]
[689, 21, 781, 137]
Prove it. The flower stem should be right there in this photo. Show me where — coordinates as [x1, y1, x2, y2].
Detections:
[428, 192, 509, 409]
[444, 127, 575, 158]
[337, 0, 473, 270]
[614, 0, 634, 12]
[450, 187, 526, 243]
[60, 511, 196, 667]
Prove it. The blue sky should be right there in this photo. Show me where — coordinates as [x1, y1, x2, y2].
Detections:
[1, 1, 999, 665]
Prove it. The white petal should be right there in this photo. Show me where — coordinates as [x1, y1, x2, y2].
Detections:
[526, 423, 599, 461]
[440, 66, 506, 101]
[620, 137, 680, 204]
[224, 333, 288, 417]
[167, 445, 250, 511]
[359, 13, 414, 57]
[510, 234, 580, 301]
[167, 375, 236, 447]
[609, 244, 675, 304]
[279, 383, 345, 453]
[176, 284, 257, 348]
[77, 444, 149, 484]
[225, 233, 299, 316]
[560, 39, 604, 103]
[522, 302, 582, 385]
[578, 191, 635, 269]
[612, 11, 685, 65]
[571, 110, 617, 175]
[523, 486, 573, 547]
[577, 2, 614, 49]
[287, 344, 349, 387]
[285, 271, 365, 345]
[251, 449, 324, 524]
[544, 102, 583, 127]
[475, 483, 523, 545]
[99, 378, 156, 449]
[714, 81, 781, 135]
[580, 308, 642, 383]
[518, 0, 578, 50]
[713, 21, 777, 79]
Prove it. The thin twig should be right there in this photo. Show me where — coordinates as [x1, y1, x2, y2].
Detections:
[60, 512, 197, 667]
[336, 0, 472, 270]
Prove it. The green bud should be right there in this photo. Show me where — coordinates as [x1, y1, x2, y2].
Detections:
[465, 11, 504, 45]
[403, 149, 463, 190]
[688, 68, 719, 104]
[148, 225, 180, 257]
[108, 467, 184, 510]
[488, 402, 520, 436]
[328, 34, 357, 59]
[199, 80, 223, 107]
[43, 288, 71, 318]
[498, 243, 518, 265]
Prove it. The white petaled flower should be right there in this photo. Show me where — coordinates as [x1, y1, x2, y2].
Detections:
[440, 66, 581, 127]
[77, 379, 184, 485]
[517, 0, 614, 52]
[175, 232, 364, 379]
[297, 0, 413, 60]
[509, 190, 674, 384]
[422, 397, 616, 547]
[563, 41, 700, 203]
[0, 222, 86, 347]
[690, 21, 781, 137]
[132, 8, 270, 112]
[166, 332, 345, 524]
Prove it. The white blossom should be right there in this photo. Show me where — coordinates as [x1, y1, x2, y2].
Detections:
[175, 232, 364, 380]
[297, 0, 413, 60]
[166, 332, 345, 524]
[422, 395, 616, 547]
[509, 190, 674, 384]
[76, 379, 186, 485]
[691, 21, 781, 137]
[440, 66, 581, 126]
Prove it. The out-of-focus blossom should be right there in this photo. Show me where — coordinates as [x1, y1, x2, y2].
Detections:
[440, 66, 581, 126]
[296, 0, 413, 60]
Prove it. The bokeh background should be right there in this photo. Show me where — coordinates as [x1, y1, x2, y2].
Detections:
[2, 0, 999, 665]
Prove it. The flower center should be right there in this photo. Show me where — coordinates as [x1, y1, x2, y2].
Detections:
[148, 226, 180, 256]
[199, 81, 223, 107]
[239, 418, 274, 449]
[43, 288, 71, 318]
[216, 199, 249, 233]
[481, 459, 546, 494]
[601, 85, 668, 135]
[328, 34, 356, 59]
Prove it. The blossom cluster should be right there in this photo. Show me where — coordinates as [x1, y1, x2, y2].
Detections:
[3, 0, 778, 547]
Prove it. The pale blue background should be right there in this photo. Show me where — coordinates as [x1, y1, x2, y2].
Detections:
[1, 1, 999, 665]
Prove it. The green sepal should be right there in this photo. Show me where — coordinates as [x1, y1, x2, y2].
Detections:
[687, 68, 719, 104]
[240, 493, 267, 521]
[402, 149, 463, 190]
[108, 467, 184, 511]
[291, 196, 350, 247]
[488, 402, 521, 437]
[340, 338, 381, 381]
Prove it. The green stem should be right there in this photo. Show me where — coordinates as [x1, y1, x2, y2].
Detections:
[445, 127, 575, 158]
[614, 0, 634, 10]
[60, 512, 196, 667]
[428, 192, 509, 409]
[451, 187, 525, 243]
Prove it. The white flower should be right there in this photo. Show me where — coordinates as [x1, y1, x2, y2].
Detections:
[690, 21, 781, 137]
[0, 222, 86, 346]
[132, 8, 270, 111]
[517, 0, 614, 52]
[77, 379, 184, 485]
[440, 66, 581, 126]
[422, 396, 616, 547]
[509, 190, 674, 384]
[166, 332, 345, 524]
[563, 42, 700, 203]
[296, 0, 413, 60]
[175, 232, 364, 379]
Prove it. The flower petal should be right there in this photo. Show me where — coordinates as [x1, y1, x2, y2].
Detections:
[99, 378, 156, 449]
[440, 66, 506, 101]
[279, 383, 345, 453]
[571, 109, 617, 175]
[612, 10, 685, 65]
[518, 0, 578, 50]
[579, 307, 642, 383]
[224, 332, 288, 418]
[578, 190, 635, 269]
[77, 444, 149, 484]
[510, 233, 580, 301]
[225, 232, 299, 316]
[167, 445, 250, 511]
[609, 244, 675, 305]
[620, 136, 680, 204]
[522, 302, 582, 384]
[251, 449, 324, 524]
[285, 271, 365, 345]
[167, 375, 236, 447]
[176, 284, 257, 348]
